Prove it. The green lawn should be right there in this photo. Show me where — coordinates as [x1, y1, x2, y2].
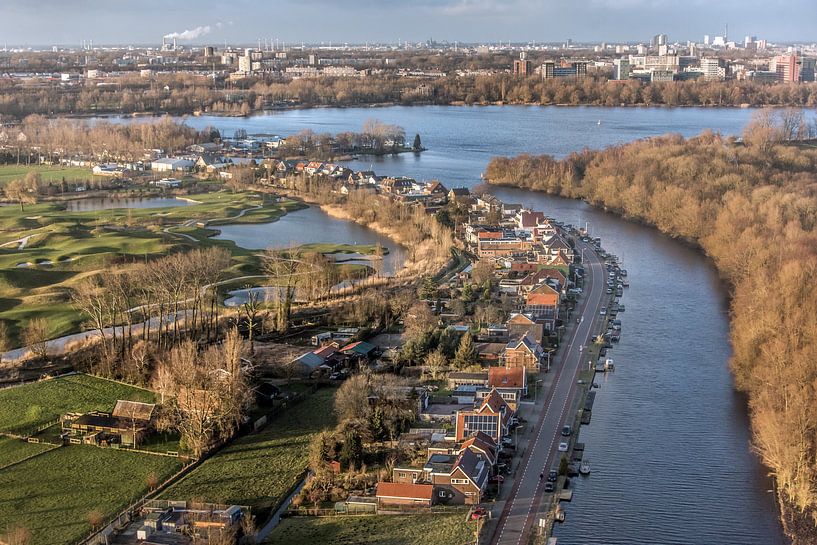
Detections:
[0, 436, 56, 467]
[264, 512, 475, 545]
[0, 191, 309, 344]
[0, 445, 181, 545]
[0, 164, 95, 186]
[0, 373, 156, 434]
[161, 387, 337, 520]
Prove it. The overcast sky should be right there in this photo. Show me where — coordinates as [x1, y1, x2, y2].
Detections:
[1, 0, 815, 46]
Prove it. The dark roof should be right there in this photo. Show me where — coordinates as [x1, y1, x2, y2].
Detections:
[73, 413, 142, 431]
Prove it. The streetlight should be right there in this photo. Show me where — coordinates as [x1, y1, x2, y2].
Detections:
[533, 379, 544, 402]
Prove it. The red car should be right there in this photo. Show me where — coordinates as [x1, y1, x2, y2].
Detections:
[490, 475, 505, 484]
[471, 508, 488, 520]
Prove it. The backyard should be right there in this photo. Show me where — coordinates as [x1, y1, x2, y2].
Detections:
[161, 386, 337, 521]
[264, 512, 475, 545]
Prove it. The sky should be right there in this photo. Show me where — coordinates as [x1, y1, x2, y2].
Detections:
[0, 0, 815, 46]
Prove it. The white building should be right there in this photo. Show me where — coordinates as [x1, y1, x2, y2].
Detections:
[151, 158, 194, 172]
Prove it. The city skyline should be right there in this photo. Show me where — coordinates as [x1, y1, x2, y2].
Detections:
[1, 0, 816, 46]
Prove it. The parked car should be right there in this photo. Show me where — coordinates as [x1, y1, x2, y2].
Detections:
[490, 475, 505, 484]
[547, 469, 558, 482]
[501, 436, 514, 446]
[470, 507, 488, 520]
[561, 425, 572, 437]
[558, 442, 569, 452]
[600, 307, 607, 315]
[544, 481, 555, 492]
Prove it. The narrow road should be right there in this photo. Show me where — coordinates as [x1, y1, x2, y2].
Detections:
[491, 240, 606, 545]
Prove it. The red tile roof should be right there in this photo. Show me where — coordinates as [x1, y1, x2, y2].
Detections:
[488, 367, 526, 389]
[376, 482, 434, 501]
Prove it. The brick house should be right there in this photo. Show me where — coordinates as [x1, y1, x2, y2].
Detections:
[502, 336, 545, 371]
[375, 482, 435, 507]
[455, 389, 514, 441]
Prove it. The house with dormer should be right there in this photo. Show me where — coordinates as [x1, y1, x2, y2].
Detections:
[455, 389, 514, 442]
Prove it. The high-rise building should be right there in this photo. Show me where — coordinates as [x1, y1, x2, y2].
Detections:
[801, 58, 816, 82]
[513, 52, 532, 76]
[613, 58, 630, 80]
[701, 57, 725, 80]
[541, 60, 587, 80]
[704, 35, 710, 46]
[238, 50, 253, 74]
[771, 54, 800, 83]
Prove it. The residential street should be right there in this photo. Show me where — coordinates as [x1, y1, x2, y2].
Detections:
[489, 240, 607, 545]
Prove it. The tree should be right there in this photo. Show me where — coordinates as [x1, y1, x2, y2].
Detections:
[0, 321, 10, 366]
[339, 428, 364, 470]
[413, 133, 423, 150]
[453, 331, 479, 369]
[403, 302, 436, 345]
[424, 349, 447, 381]
[4, 178, 37, 212]
[22, 318, 48, 359]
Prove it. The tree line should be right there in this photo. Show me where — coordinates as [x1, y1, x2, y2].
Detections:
[484, 108, 817, 543]
[4, 74, 817, 120]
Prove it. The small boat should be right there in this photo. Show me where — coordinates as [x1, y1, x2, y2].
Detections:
[597, 120, 602, 126]
[618, 304, 626, 312]
[580, 461, 591, 475]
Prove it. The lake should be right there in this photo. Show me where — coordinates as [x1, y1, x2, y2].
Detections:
[64, 196, 196, 211]
[214, 205, 407, 275]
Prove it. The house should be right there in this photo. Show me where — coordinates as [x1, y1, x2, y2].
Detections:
[151, 157, 195, 172]
[448, 187, 472, 204]
[66, 400, 156, 447]
[507, 312, 545, 346]
[447, 371, 489, 390]
[455, 388, 514, 441]
[375, 482, 435, 507]
[92, 163, 126, 177]
[502, 336, 545, 371]
[480, 366, 527, 407]
[423, 448, 490, 504]
[458, 430, 499, 467]
[340, 341, 378, 361]
[424, 181, 448, 202]
[523, 283, 560, 331]
[476, 342, 506, 365]
[151, 177, 182, 188]
[516, 211, 547, 230]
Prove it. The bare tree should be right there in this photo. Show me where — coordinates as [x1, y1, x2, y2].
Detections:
[22, 318, 48, 359]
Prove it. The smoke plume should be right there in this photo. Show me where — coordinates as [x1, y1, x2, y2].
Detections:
[164, 25, 211, 41]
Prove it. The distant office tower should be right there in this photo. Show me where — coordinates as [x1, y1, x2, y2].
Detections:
[800, 57, 816, 82]
[238, 52, 252, 74]
[613, 58, 630, 80]
[513, 52, 532, 76]
[651, 34, 668, 47]
[658, 45, 669, 56]
[541, 60, 587, 80]
[771, 54, 800, 82]
[204, 46, 214, 58]
[704, 35, 710, 46]
[701, 57, 725, 80]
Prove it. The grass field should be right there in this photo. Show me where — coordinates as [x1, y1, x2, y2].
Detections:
[0, 164, 95, 186]
[0, 373, 156, 434]
[0, 436, 56, 467]
[161, 387, 337, 520]
[0, 190, 309, 344]
[264, 512, 475, 545]
[0, 445, 182, 545]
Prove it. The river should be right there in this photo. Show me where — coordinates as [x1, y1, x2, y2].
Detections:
[109, 105, 786, 544]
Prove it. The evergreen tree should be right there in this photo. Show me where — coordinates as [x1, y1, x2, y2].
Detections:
[453, 332, 478, 369]
[413, 133, 422, 150]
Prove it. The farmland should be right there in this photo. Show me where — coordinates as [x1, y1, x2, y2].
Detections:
[161, 387, 337, 521]
[264, 512, 475, 545]
[0, 445, 182, 545]
[0, 373, 155, 434]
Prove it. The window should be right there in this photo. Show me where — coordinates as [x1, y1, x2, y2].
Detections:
[438, 490, 447, 498]
[399, 472, 406, 478]
[451, 478, 469, 485]
[465, 492, 475, 496]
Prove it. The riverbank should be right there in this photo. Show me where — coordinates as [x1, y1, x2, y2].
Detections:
[484, 131, 817, 543]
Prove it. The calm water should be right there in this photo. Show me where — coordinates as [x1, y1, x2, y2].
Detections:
[64, 196, 195, 211]
[180, 105, 760, 187]
[214, 206, 406, 275]
[112, 105, 784, 543]
[492, 187, 785, 545]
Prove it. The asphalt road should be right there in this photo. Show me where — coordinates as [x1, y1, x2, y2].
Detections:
[491, 241, 607, 545]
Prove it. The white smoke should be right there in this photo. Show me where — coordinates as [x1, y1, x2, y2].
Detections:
[164, 25, 211, 41]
